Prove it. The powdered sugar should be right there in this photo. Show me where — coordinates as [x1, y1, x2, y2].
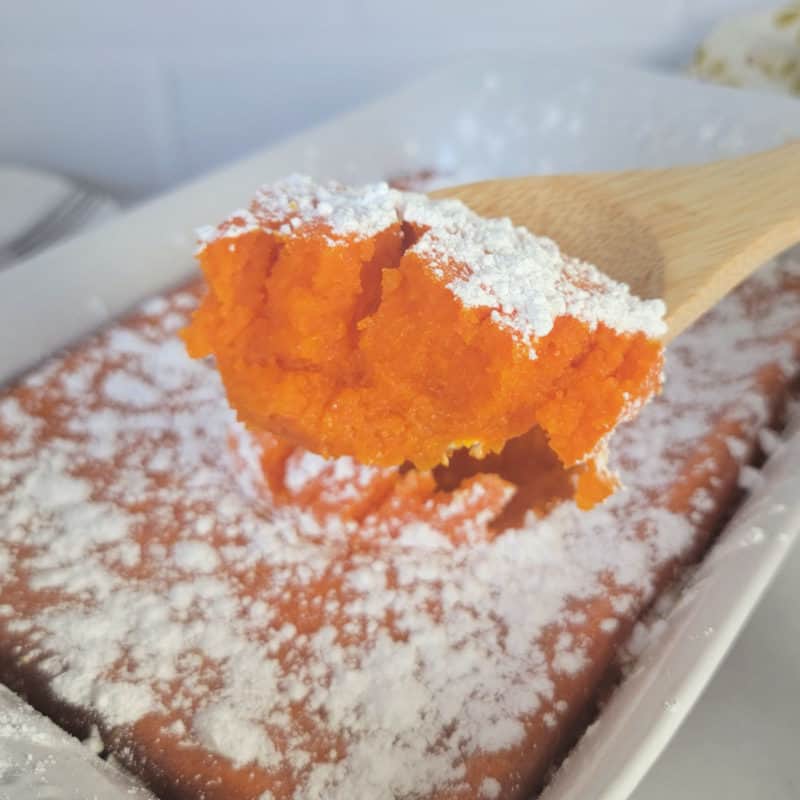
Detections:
[194, 704, 280, 769]
[172, 540, 220, 573]
[199, 177, 666, 352]
[402, 192, 666, 342]
[199, 176, 399, 246]
[104, 370, 162, 407]
[0, 246, 797, 799]
[479, 777, 502, 799]
[93, 681, 158, 728]
[284, 451, 329, 494]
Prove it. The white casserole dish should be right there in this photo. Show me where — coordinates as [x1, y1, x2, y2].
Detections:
[0, 683, 156, 798]
[1, 56, 799, 799]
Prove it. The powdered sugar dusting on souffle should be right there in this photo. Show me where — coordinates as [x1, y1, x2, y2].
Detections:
[197, 175, 667, 349]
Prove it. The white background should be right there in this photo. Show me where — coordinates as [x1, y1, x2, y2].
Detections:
[2, 2, 798, 799]
[0, 0, 780, 202]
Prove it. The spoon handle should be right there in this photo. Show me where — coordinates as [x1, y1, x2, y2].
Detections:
[611, 141, 800, 335]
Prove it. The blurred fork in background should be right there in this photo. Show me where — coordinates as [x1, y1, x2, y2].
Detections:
[0, 166, 119, 270]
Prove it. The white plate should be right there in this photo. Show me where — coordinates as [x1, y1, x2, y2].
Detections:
[1, 56, 799, 800]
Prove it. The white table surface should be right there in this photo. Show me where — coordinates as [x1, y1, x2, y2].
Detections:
[0, 0, 785, 202]
[1, 3, 798, 798]
[633, 535, 800, 799]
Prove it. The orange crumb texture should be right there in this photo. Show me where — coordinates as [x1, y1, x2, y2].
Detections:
[182, 180, 664, 510]
[236, 425, 596, 532]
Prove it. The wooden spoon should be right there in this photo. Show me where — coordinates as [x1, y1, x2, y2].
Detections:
[431, 141, 800, 341]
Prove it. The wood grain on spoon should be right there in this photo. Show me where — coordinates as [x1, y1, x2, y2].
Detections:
[431, 141, 800, 341]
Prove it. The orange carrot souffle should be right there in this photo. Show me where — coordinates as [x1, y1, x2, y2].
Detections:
[182, 176, 666, 509]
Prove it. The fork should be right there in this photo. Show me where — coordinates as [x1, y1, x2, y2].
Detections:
[0, 188, 106, 270]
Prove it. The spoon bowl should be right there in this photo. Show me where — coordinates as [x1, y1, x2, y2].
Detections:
[432, 142, 800, 340]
